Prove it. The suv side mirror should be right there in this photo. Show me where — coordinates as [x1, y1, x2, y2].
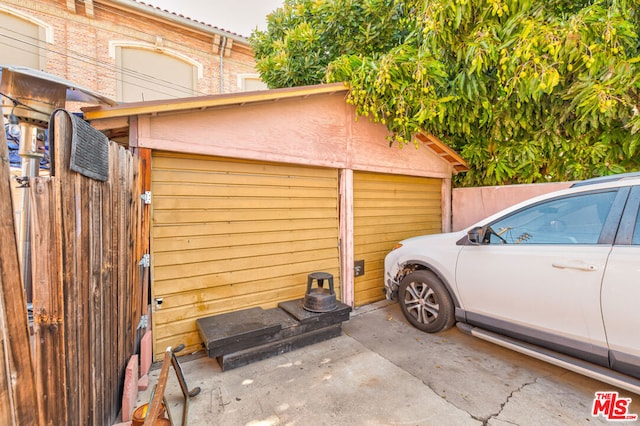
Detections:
[467, 226, 485, 245]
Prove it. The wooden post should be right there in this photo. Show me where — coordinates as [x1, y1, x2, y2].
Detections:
[136, 147, 151, 319]
[0, 107, 41, 425]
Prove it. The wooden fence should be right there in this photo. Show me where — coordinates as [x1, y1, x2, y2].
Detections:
[0, 111, 145, 425]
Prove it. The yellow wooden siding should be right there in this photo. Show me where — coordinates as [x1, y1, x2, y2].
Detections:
[151, 152, 340, 358]
[353, 172, 442, 306]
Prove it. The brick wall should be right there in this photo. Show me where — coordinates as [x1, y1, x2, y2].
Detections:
[1, 0, 260, 100]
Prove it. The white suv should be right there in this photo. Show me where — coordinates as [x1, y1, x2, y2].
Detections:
[384, 173, 640, 393]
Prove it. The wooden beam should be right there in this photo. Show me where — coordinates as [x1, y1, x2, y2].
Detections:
[143, 349, 171, 425]
[88, 116, 129, 132]
[0, 103, 41, 426]
[339, 169, 354, 306]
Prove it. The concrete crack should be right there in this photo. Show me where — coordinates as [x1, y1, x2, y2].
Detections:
[481, 378, 539, 425]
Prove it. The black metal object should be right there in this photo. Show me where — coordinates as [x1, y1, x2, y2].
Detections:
[303, 272, 337, 313]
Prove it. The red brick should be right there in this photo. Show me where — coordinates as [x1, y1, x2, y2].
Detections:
[121, 355, 139, 422]
[140, 329, 152, 376]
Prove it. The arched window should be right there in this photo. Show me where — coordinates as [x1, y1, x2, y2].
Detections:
[112, 42, 201, 102]
[237, 73, 268, 92]
[0, 8, 52, 69]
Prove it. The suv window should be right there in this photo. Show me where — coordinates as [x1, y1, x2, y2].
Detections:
[487, 191, 617, 244]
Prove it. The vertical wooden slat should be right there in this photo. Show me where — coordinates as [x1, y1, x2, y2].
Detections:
[108, 142, 119, 419]
[53, 113, 80, 424]
[78, 174, 91, 425]
[101, 143, 115, 425]
[89, 179, 103, 424]
[0, 107, 40, 425]
[116, 146, 127, 410]
[125, 151, 136, 355]
[31, 177, 67, 425]
[130, 152, 142, 348]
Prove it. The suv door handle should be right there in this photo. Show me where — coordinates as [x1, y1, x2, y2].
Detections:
[552, 262, 599, 272]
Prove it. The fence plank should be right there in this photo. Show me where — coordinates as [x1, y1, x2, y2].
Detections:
[78, 174, 91, 425]
[88, 178, 103, 424]
[31, 177, 67, 425]
[0, 108, 40, 425]
[52, 113, 81, 424]
[106, 142, 119, 419]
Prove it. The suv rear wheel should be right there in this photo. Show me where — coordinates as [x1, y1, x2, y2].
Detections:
[398, 270, 455, 333]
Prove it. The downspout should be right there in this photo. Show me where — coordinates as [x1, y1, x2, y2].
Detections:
[219, 36, 227, 94]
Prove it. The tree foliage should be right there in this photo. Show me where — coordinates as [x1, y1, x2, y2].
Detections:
[252, 0, 640, 186]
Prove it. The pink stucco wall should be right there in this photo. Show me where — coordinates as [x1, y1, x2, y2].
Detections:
[452, 182, 573, 231]
[137, 92, 455, 179]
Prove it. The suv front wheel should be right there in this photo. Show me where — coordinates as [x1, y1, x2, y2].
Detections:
[398, 270, 455, 333]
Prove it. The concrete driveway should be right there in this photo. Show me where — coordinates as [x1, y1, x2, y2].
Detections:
[137, 301, 639, 425]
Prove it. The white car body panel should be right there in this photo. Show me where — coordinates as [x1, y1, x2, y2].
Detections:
[601, 245, 640, 359]
[456, 244, 610, 348]
[384, 232, 465, 295]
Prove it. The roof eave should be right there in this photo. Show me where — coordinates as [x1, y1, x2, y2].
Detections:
[82, 83, 349, 119]
[105, 0, 249, 43]
[415, 133, 468, 173]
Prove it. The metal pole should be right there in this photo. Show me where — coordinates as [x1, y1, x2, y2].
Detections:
[16, 123, 46, 304]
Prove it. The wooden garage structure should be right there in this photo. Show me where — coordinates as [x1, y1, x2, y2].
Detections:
[84, 83, 467, 359]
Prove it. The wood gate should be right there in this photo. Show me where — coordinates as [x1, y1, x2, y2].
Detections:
[1, 111, 145, 425]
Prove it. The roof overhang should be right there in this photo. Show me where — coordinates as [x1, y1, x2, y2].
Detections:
[1, 65, 116, 106]
[416, 133, 468, 173]
[83, 83, 349, 120]
[0, 65, 116, 126]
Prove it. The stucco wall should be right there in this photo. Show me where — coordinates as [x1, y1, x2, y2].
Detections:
[452, 182, 573, 231]
[137, 92, 455, 178]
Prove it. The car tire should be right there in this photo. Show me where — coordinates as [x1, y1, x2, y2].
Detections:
[398, 270, 455, 333]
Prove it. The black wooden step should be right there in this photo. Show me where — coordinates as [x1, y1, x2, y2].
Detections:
[196, 307, 293, 358]
[217, 323, 344, 371]
[196, 298, 352, 370]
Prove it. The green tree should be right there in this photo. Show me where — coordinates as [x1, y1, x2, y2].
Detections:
[252, 0, 640, 186]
